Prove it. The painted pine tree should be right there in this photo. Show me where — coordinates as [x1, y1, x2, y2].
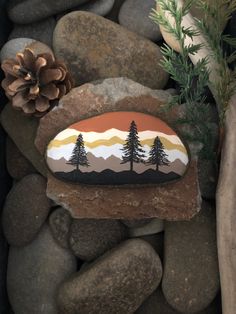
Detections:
[121, 120, 145, 171]
[67, 134, 89, 171]
[148, 136, 170, 171]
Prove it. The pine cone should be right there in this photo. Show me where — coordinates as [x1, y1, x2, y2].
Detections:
[1, 48, 73, 117]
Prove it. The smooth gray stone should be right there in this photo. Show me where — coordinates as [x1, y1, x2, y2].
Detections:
[118, 0, 162, 41]
[0, 38, 35, 62]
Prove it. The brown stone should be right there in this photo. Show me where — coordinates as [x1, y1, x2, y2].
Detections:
[36, 78, 201, 220]
[47, 160, 200, 220]
[1, 104, 47, 177]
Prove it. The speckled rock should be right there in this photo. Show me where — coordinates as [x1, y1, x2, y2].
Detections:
[2, 174, 51, 246]
[49, 207, 72, 249]
[7, 0, 90, 24]
[53, 11, 169, 89]
[57, 239, 163, 314]
[35, 78, 201, 220]
[8, 17, 56, 47]
[69, 219, 127, 261]
[119, 0, 162, 41]
[6, 137, 36, 180]
[162, 201, 220, 313]
[0, 38, 53, 62]
[1, 104, 47, 177]
[7, 224, 77, 314]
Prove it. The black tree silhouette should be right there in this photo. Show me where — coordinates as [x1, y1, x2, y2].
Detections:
[67, 133, 89, 171]
[147, 136, 170, 171]
[121, 120, 145, 171]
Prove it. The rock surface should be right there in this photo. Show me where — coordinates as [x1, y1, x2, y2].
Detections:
[119, 0, 162, 41]
[8, 17, 56, 47]
[53, 12, 168, 89]
[162, 201, 220, 313]
[1, 103, 47, 177]
[35, 78, 201, 220]
[57, 239, 162, 314]
[7, 224, 77, 314]
[69, 219, 127, 261]
[2, 174, 51, 246]
[49, 207, 72, 249]
[0, 38, 53, 62]
[7, 0, 90, 24]
[6, 137, 36, 180]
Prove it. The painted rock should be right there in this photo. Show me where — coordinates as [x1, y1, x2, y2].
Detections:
[46, 112, 189, 185]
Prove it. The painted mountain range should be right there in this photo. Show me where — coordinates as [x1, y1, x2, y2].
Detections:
[46, 112, 189, 185]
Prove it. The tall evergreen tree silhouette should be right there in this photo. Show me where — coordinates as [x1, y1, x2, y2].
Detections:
[67, 134, 89, 171]
[121, 120, 145, 171]
[147, 136, 170, 171]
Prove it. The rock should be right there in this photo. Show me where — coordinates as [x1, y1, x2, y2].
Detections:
[57, 239, 163, 313]
[49, 207, 72, 249]
[122, 219, 152, 228]
[35, 78, 201, 220]
[128, 218, 164, 237]
[198, 158, 218, 200]
[118, 0, 162, 41]
[0, 226, 10, 314]
[8, 17, 56, 47]
[7, 224, 77, 314]
[46, 111, 189, 185]
[2, 174, 51, 246]
[69, 219, 127, 261]
[106, 0, 126, 22]
[7, 0, 90, 24]
[162, 201, 220, 313]
[0, 38, 53, 62]
[53, 12, 168, 89]
[135, 289, 222, 314]
[1, 103, 47, 177]
[140, 232, 164, 260]
[6, 137, 37, 180]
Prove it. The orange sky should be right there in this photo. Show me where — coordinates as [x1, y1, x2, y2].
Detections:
[69, 112, 176, 135]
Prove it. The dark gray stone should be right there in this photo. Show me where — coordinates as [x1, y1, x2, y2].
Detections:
[8, 17, 56, 47]
[49, 207, 72, 249]
[162, 201, 220, 313]
[2, 174, 51, 246]
[106, 0, 125, 22]
[58, 239, 163, 314]
[118, 0, 162, 41]
[6, 137, 37, 180]
[7, 0, 90, 24]
[53, 12, 169, 89]
[7, 224, 77, 314]
[69, 219, 127, 261]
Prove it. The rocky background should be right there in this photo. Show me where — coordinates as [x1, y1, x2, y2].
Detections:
[0, 0, 229, 313]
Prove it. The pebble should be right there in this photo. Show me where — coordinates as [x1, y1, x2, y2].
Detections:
[7, 224, 77, 314]
[53, 11, 169, 89]
[49, 207, 72, 249]
[69, 219, 127, 261]
[2, 174, 51, 246]
[6, 137, 37, 180]
[8, 17, 56, 47]
[162, 201, 220, 313]
[118, 0, 162, 41]
[7, 0, 91, 24]
[57, 239, 163, 313]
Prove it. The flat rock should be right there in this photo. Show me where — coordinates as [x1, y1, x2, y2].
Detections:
[49, 207, 72, 249]
[53, 11, 168, 89]
[69, 219, 127, 261]
[35, 78, 201, 220]
[7, 224, 77, 314]
[46, 112, 189, 185]
[6, 137, 37, 180]
[57, 239, 162, 314]
[0, 38, 53, 62]
[8, 17, 56, 47]
[1, 103, 47, 177]
[7, 0, 90, 24]
[162, 201, 220, 313]
[2, 174, 51, 246]
[119, 0, 162, 41]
